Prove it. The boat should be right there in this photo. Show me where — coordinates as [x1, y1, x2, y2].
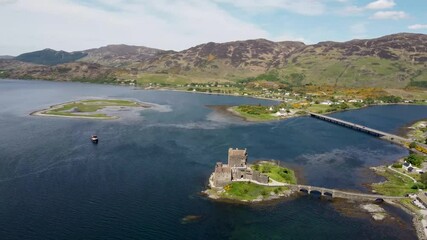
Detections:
[91, 135, 98, 144]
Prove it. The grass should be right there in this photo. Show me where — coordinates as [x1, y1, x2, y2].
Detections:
[81, 99, 140, 106]
[251, 162, 297, 184]
[220, 182, 288, 201]
[306, 104, 331, 113]
[232, 106, 278, 122]
[371, 167, 418, 196]
[42, 99, 143, 119]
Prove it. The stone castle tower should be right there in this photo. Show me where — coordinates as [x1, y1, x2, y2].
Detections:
[211, 148, 269, 187]
[227, 148, 247, 168]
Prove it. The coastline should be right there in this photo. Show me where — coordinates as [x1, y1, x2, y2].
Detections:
[208, 102, 427, 124]
[145, 87, 281, 102]
[203, 172, 298, 204]
[30, 110, 117, 120]
[392, 200, 427, 240]
[367, 136, 427, 240]
[207, 105, 302, 123]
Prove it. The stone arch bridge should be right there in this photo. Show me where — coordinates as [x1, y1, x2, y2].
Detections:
[288, 184, 405, 201]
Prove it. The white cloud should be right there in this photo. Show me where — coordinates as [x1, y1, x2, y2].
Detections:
[340, 5, 365, 15]
[408, 24, 427, 30]
[371, 11, 408, 20]
[366, 0, 395, 10]
[0, 0, 271, 55]
[339, 0, 399, 16]
[213, 0, 326, 16]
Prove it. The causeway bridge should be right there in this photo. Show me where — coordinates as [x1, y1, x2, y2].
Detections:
[308, 112, 427, 151]
[309, 112, 388, 138]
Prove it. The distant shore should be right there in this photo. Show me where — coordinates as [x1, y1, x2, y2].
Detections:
[145, 87, 281, 102]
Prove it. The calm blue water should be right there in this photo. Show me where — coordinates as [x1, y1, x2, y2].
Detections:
[1, 79, 426, 240]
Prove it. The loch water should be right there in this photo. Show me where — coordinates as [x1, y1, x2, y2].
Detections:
[1, 79, 427, 240]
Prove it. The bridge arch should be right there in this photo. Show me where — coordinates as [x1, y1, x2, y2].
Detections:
[310, 190, 322, 196]
[323, 192, 333, 197]
[300, 188, 309, 194]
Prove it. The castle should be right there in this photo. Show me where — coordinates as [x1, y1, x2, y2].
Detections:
[211, 148, 269, 187]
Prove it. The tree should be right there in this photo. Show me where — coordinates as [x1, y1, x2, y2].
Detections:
[411, 182, 425, 190]
[365, 98, 375, 105]
[405, 153, 425, 167]
[392, 162, 402, 168]
[409, 142, 417, 149]
[421, 172, 427, 185]
[339, 103, 349, 110]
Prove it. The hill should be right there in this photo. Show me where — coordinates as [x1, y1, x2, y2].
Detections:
[0, 55, 14, 60]
[1, 33, 426, 89]
[80, 44, 166, 67]
[15, 48, 88, 65]
[274, 33, 427, 88]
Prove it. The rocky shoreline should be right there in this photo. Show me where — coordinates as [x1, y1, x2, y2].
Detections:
[203, 185, 296, 204]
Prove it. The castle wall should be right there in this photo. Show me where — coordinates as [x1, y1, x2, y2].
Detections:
[214, 162, 232, 187]
[252, 170, 269, 184]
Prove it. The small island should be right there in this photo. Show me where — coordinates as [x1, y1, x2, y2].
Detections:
[31, 99, 150, 120]
[204, 148, 297, 202]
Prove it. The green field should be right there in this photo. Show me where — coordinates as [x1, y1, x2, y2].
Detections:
[220, 182, 288, 201]
[306, 104, 331, 113]
[251, 162, 297, 184]
[41, 99, 145, 119]
[371, 167, 418, 196]
[232, 106, 279, 122]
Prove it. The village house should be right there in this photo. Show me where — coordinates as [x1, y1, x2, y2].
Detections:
[320, 100, 334, 105]
[348, 99, 363, 103]
[212, 148, 269, 187]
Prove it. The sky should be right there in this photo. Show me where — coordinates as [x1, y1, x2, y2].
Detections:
[0, 0, 426, 55]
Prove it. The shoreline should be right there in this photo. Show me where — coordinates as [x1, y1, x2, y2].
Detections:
[392, 200, 427, 240]
[208, 105, 303, 123]
[3, 78, 427, 106]
[208, 102, 427, 124]
[144, 87, 282, 102]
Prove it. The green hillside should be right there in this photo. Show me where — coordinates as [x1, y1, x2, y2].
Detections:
[15, 49, 87, 65]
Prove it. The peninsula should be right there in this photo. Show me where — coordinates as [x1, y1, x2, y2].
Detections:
[31, 99, 150, 120]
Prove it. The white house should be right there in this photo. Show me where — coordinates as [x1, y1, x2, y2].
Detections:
[320, 100, 333, 105]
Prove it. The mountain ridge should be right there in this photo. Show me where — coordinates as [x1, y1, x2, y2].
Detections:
[1, 33, 426, 88]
